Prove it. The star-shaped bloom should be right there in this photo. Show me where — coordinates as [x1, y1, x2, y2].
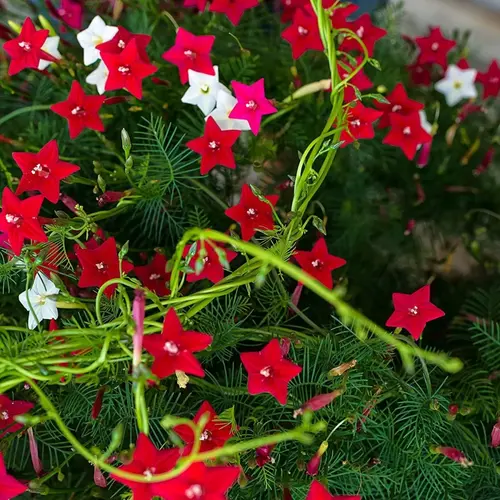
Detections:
[162, 27, 215, 85]
[3, 17, 52, 76]
[13, 139, 80, 203]
[241, 338, 302, 405]
[282, 6, 324, 60]
[101, 39, 157, 99]
[134, 252, 171, 297]
[0, 452, 28, 499]
[183, 240, 238, 284]
[75, 237, 134, 298]
[0, 188, 47, 255]
[209, 0, 259, 26]
[229, 78, 277, 135]
[476, 59, 500, 99]
[339, 13, 387, 57]
[142, 308, 212, 379]
[225, 184, 279, 240]
[57, 0, 84, 30]
[435, 64, 478, 106]
[386, 284, 445, 340]
[415, 27, 456, 69]
[19, 272, 59, 330]
[207, 90, 251, 131]
[111, 433, 180, 500]
[306, 480, 361, 500]
[174, 401, 235, 453]
[156, 462, 240, 499]
[0, 395, 34, 438]
[51, 80, 106, 138]
[407, 62, 433, 87]
[38, 36, 61, 71]
[182, 66, 227, 116]
[382, 112, 432, 160]
[294, 238, 346, 289]
[186, 117, 241, 175]
[374, 83, 424, 128]
[85, 60, 109, 95]
[337, 57, 373, 103]
[76, 15, 118, 66]
[340, 102, 383, 146]
[96, 26, 152, 62]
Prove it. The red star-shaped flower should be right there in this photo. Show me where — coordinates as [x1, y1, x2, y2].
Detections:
[328, 1, 358, 29]
[374, 83, 424, 129]
[339, 13, 387, 57]
[294, 237, 346, 289]
[2, 17, 52, 76]
[162, 27, 215, 84]
[134, 253, 171, 297]
[13, 140, 80, 203]
[476, 59, 500, 99]
[280, 0, 308, 24]
[50, 80, 106, 139]
[415, 27, 456, 69]
[75, 237, 134, 298]
[156, 461, 240, 499]
[0, 188, 47, 256]
[407, 62, 433, 86]
[385, 284, 445, 340]
[183, 240, 238, 284]
[340, 102, 383, 146]
[96, 26, 152, 62]
[225, 184, 279, 241]
[57, 0, 83, 30]
[240, 338, 302, 405]
[282, 6, 324, 60]
[0, 452, 27, 500]
[101, 39, 157, 99]
[229, 78, 277, 135]
[306, 480, 361, 500]
[174, 401, 235, 453]
[0, 395, 34, 438]
[382, 112, 432, 160]
[186, 117, 241, 175]
[337, 57, 373, 103]
[111, 433, 180, 500]
[209, 0, 259, 26]
[142, 308, 212, 379]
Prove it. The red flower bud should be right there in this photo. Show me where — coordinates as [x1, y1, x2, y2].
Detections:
[91, 387, 107, 420]
[97, 191, 125, 207]
[416, 140, 432, 168]
[448, 404, 459, 415]
[404, 219, 416, 236]
[280, 338, 291, 357]
[283, 487, 292, 500]
[104, 96, 129, 105]
[59, 193, 80, 214]
[94, 464, 107, 488]
[306, 441, 328, 476]
[435, 446, 473, 467]
[491, 420, 500, 448]
[151, 77, 171, 86]
[256, 444, 275, 467]
[294, 390, 344, 418]
[28, 427, 43, 476]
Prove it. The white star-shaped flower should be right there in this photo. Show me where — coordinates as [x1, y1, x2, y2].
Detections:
[76, 16, 118, 66]
[19, 273, 60, 330]
[181, 66, 229, 116]
[38, 36, 62, 71]
[207, 90, 251, 131]
[86, 60, 109, 95]
[435, 64, 478, 106]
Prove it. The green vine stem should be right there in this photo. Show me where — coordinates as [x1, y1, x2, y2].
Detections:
[0, 104, 52, 127]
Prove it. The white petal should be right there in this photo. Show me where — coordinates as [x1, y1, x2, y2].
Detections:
[181, 86, 202, 105]
[198, 95, 216, 116]
[33, 273, 60, 296]
[86, 61, 109, 95]
[18, 291, 29, 310]
[41, 299, 59, 321]
[38, 59, 51, 71]
[27, 306, 42, 330]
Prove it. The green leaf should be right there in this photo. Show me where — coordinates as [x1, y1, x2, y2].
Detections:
[312, 216, 326, 235]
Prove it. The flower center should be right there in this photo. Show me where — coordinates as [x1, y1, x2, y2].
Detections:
[453, 80, 462, 89]
[92, 35, 104, 46]
[392, 104, 402, 112]
[208, 140, 220, 151]
[260, 365, 273, 378]
[246, 100, 258, 111]
[184, 49, 197, 60]
[143, 467, 156, 480]
[95, 262, 108, 272]
[1, 411, 9, 420]
[149, 273, 161, 280]
[5, 213, 23, 227]
[408, 306, 419, 316]
[163, 341, 179, 355]
[490, 77, 499, 84]
[298, 26, 309, 36]
[31, 163, 51, 178]
[185, 484, 203, 499]
[431, 42, 439, 51]
[311, 258, 323, 269]
[403, 126, 411, 135]
[350, 119, 361, 127]
[200, 430, 212, 441]
[18, 41, 32, 52]
[246, 207, 258, 219]
[118, 39, 126, 49]
[35, 295, 47, 306]
[71, 106, 86, 116]
[356, 26, 365, 38]
[118, 65, 131, 74]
